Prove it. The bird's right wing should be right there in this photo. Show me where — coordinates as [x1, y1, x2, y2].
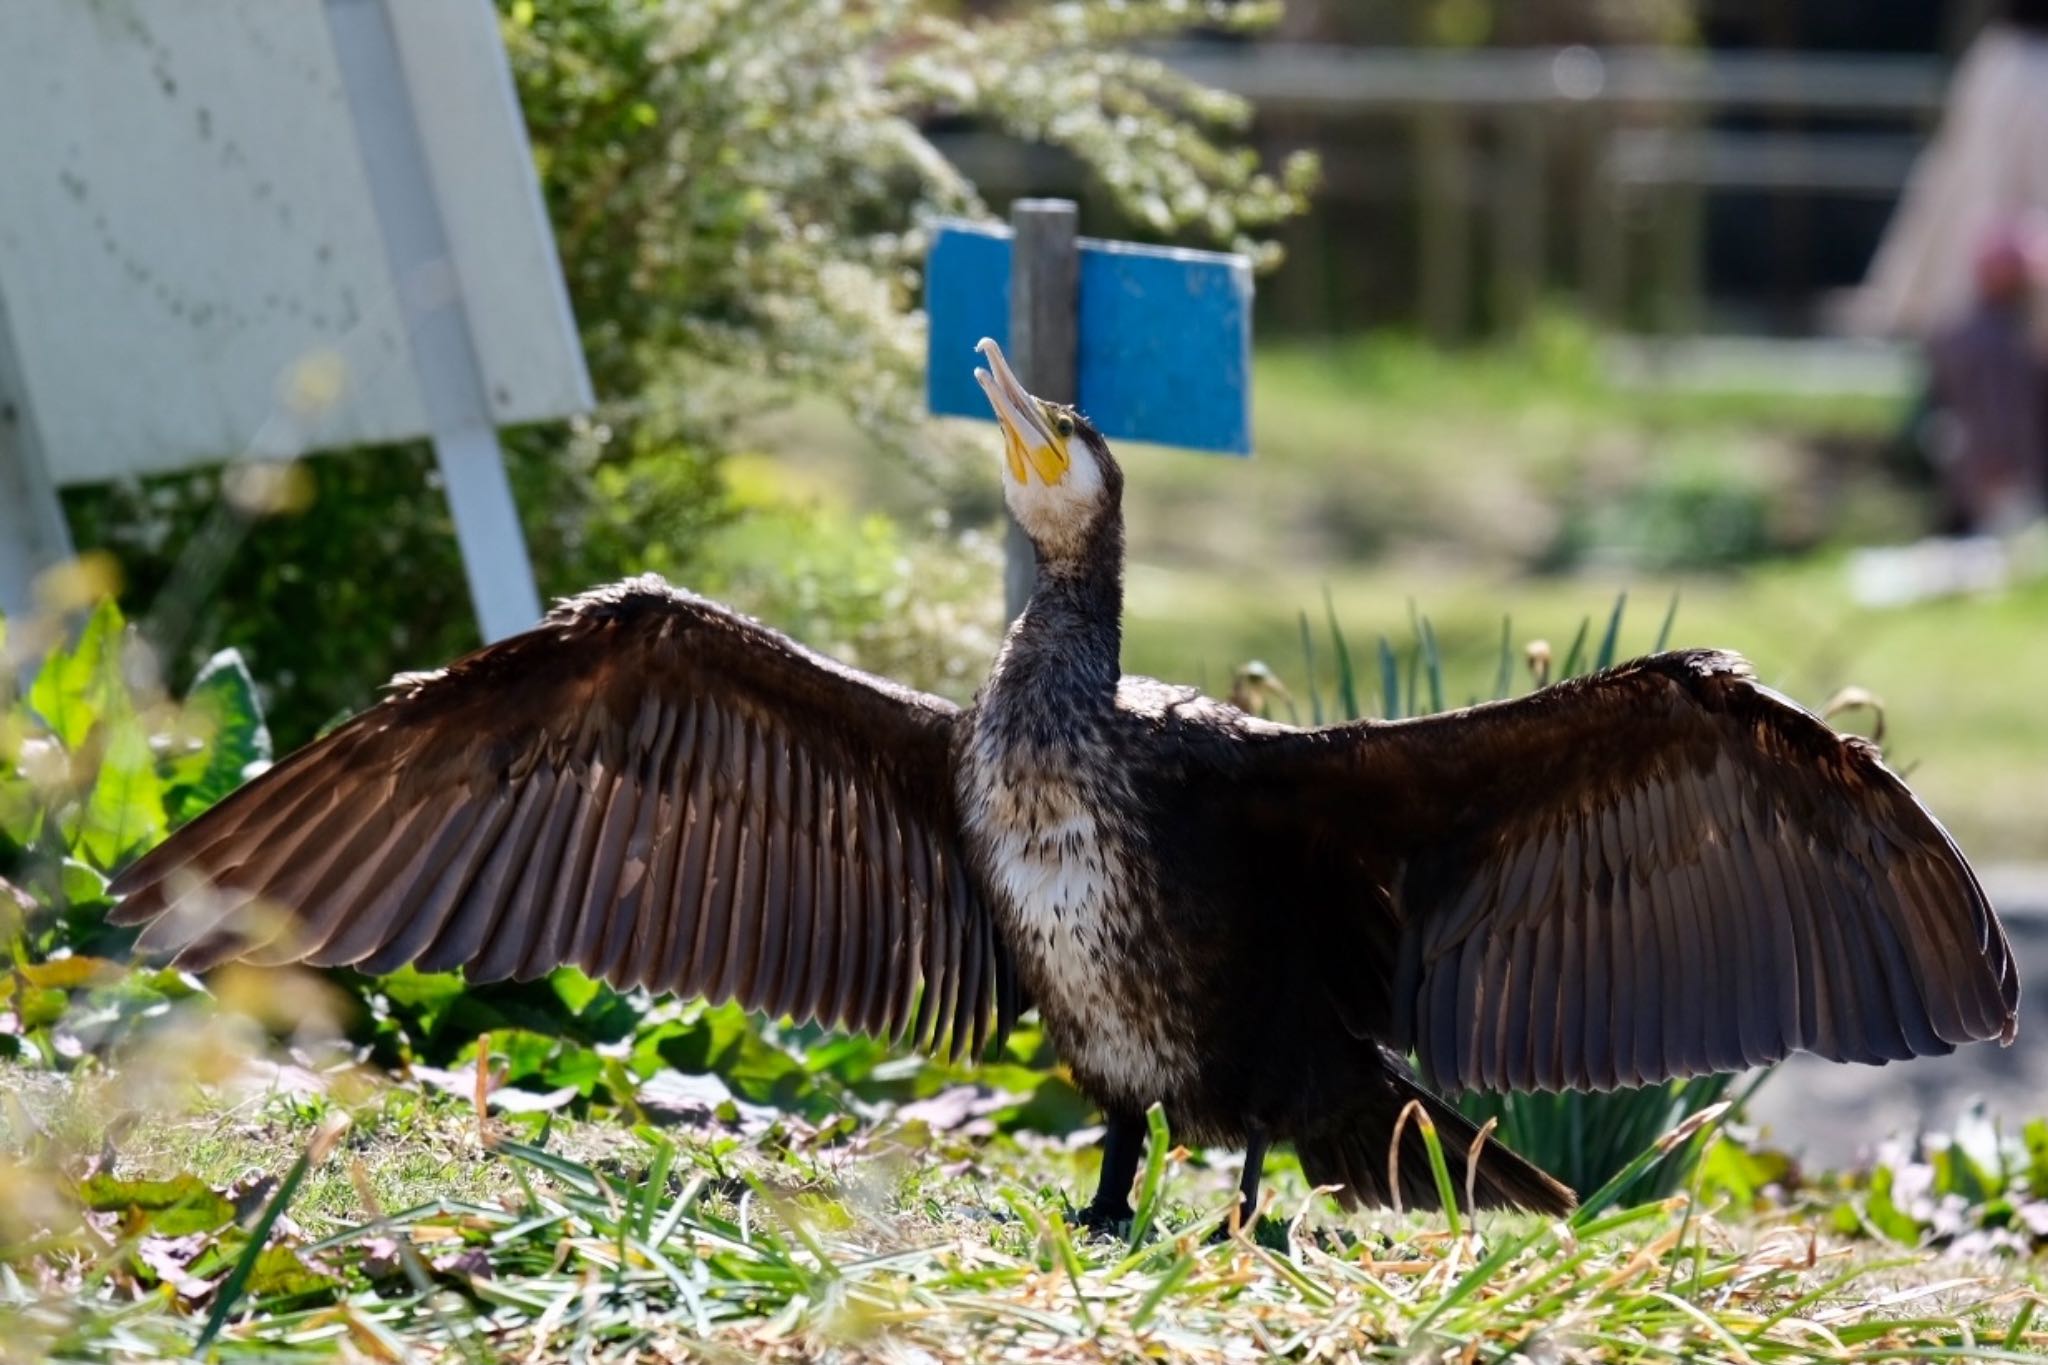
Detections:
[110, 578, 1022, 1060]
[1228, 650, 2018, 1093]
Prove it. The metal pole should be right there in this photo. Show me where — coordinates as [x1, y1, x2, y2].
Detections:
[1005, 198, 1079, 624]
[326, 0, 543, 642]
[0, 285, 74, 627]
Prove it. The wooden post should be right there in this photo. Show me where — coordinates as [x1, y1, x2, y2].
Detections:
[1492, 109, 1548, 336]
[1577, 107, 1626, 329]
[1005, 198, 1078, 623]
[1415, 106, 1470, 345]
[1652, 112, 1704, 336]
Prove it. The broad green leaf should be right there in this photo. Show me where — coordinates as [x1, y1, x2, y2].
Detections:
[241, 1244, 340, 1299]
[15, 984, 67, 1028]
[60, 859, 108, 908]
[163, 648, 272, 824]
[74, 713, 166, 870]
[27, 599, 124, 750]
[1862, 1165, 1927, 1244]
[17, 955, 119, 990]
[2024, 1118, 2048, 1195]
[550, 966, 605, 1014]
[377, 965, 469, 1012]
[78, 1172, 237, 1235]
[0, 714, 43, 849]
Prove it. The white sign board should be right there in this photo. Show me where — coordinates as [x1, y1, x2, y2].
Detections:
[0, 0, 592, 638]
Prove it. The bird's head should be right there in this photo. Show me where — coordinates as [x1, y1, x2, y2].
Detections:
[975, 337, 1123, 565]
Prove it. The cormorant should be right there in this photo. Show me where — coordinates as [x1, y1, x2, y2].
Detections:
[111, 338, 2020, 1231]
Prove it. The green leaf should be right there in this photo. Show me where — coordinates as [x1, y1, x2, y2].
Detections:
[2023, 1118, 2048, 1195]
[59, 859, 109, 908]
[75, 712, 166, 870]
[550, 966, 604, 1014]
[163, 648, 271, 824]
[1862, 1165, 1927, 1244]
[228, 1245, 341, 1302]
[14, 984, 67, 1028]
[17, 955, 119, 990]
[79, 1172, 236, 1235]
[377, 966, 470, 1017]
[27, 599, 125, 751]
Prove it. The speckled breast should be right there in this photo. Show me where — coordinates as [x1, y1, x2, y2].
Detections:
[957, 726, 1194, 1103]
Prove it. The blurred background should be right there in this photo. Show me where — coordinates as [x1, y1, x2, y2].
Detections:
[5, 0, 2046, 1164]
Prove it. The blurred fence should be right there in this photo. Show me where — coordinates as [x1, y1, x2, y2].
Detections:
[942, 43, 1951, 339]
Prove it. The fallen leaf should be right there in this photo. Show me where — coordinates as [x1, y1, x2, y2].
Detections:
[78, 1172, 234, 1236]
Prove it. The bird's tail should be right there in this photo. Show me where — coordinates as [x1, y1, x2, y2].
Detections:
[1294, 1074, 1576, 1217]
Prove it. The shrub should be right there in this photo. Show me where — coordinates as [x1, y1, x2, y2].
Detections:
[61, 0, 1313, 749]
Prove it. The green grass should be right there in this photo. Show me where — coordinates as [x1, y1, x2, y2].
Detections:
[3, 1071, 2042, 1362]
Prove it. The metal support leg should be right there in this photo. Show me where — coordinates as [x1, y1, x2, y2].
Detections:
[326, 0, 541, 642]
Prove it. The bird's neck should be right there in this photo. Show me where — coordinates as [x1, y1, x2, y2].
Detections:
[991, 520, 1125, 714]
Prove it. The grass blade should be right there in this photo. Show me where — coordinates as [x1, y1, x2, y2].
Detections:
[1130, 1248, 1198, 1330]
[1493, 615, 1513, 700]
[195, 1114, 347, 1350]
[1296, 611, 1324, 726]
[1595, 592, 1627, 671]
[1558, 616, 1591, 679]
[1572, 1103, 1729, 1226]
[1127, 1103, 1173, 1249]
[1419, 615, 1444, 714]
[1377, 636, 1401, 721]
[1415, 1107, 1462, 1240]
[1653, 591, 1681, 652]
[1323, 587, 1359, 721]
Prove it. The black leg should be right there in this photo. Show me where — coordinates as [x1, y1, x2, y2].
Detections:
[1076, 1111, 1145, 1233]
[1216, 1131, 1269, 1240]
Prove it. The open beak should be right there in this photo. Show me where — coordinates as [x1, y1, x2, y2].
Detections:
[974, 338, 1070, 486]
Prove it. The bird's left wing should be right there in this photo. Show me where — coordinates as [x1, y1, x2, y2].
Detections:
[109, 578, 1022, 1059]
[1230, 649, 2018, 1093]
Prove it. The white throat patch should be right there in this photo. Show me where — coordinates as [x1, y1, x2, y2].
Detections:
[1005, 438, 1105, 559]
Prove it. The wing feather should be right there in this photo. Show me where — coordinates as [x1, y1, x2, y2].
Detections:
[1239, 649, 2017, 1093]
[109, 579, 1018, 1057]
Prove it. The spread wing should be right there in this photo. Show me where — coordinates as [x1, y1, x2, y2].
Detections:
[109, 578, 1022, 1060]
[1237, 649, 2019, 1093]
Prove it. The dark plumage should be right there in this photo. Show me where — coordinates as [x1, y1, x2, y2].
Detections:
[111, 339, 2019, 1232]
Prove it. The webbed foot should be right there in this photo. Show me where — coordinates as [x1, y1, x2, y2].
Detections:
[1073, 1200, 1134, 1237]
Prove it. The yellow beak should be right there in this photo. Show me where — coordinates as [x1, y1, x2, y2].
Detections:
[974, 338, 1071, 486]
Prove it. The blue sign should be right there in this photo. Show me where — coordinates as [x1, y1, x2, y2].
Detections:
[925, 220, 1253, 456]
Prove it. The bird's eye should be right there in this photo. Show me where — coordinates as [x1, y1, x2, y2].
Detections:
[1054, 415, 1075, 438]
